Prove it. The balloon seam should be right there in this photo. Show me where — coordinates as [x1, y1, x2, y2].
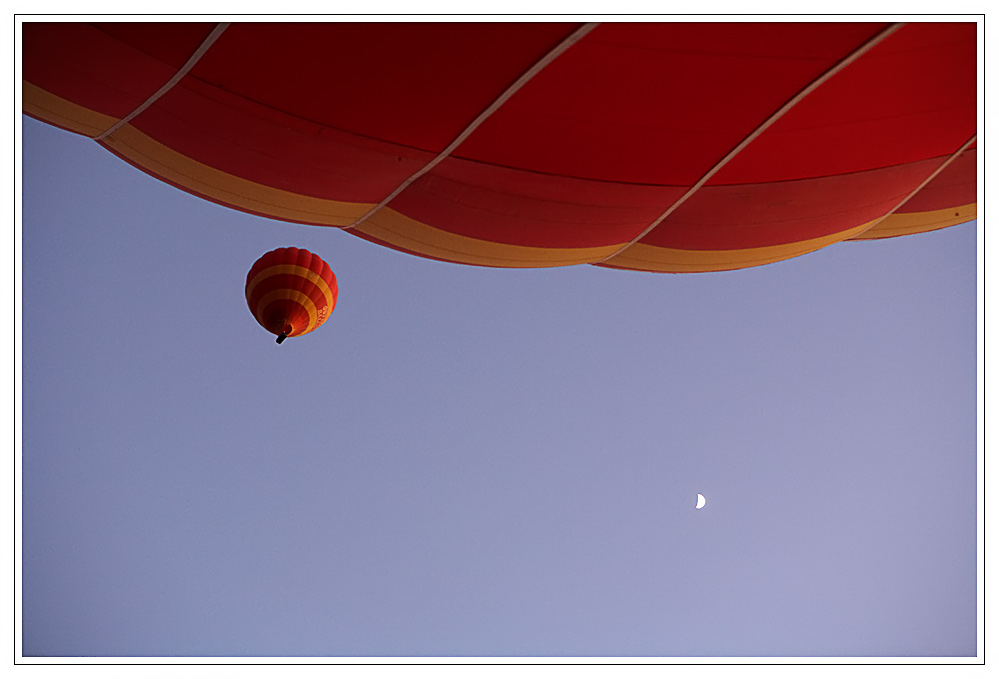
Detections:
[345, 22, 600, 230]
[93, 22, 230, 141]
[596, 22, 906, 265]
[850, 136, 978, 239]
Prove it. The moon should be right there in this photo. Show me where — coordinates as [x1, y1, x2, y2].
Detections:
[695, 493, 706, 509]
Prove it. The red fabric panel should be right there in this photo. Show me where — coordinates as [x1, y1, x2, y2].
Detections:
[22, 22, 213, 119]
[135, 76, 434, 203]
[895, 148, 977, 214]
[388, 156, 686, 248]
[712, 22, 978, 184]
[91, 22, 219, 69]
[93, 139, 354, 227]
[640, 157, 946, 250]
[259, 299, 311, 335]
[453, 22, 887, 184]
[187, 22, 581, 152]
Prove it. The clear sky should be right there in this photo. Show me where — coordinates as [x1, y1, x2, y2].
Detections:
[19, 114, 978, 658]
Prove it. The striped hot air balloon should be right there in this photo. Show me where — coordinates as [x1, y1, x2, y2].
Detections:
[245, 247, 337, 344]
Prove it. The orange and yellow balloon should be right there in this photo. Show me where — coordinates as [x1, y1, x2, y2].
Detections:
[245, 247, 337, 344]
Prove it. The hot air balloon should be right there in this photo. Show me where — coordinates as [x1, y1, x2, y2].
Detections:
[22, 22, 977, 273]
[245, 247, 337, 344]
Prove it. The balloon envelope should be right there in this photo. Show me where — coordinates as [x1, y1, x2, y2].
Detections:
[245, 247, 337, 342]
[23, 22, 977, 272]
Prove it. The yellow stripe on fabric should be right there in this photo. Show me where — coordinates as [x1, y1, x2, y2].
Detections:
[601, 222, 874, 273]
[245, 264, 335, 311]
[254, 289, 318, 336]
[22, 81, 119, 137]
[846, 203, 977, 240]
[99, 124, 374, 226]
[356, 207, 624, 268]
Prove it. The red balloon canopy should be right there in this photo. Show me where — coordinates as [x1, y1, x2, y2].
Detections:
[23, 21, 977, 272]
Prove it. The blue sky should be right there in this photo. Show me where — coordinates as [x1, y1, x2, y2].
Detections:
[19, 114, 979, 658]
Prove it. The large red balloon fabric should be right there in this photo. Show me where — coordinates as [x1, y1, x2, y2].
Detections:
[22, 21, 977, 272]
[245, 247, 337, 343]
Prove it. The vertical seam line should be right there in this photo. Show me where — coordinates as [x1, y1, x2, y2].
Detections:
[596, 22, 905, 265]
[346, 22, 599, 230]
[851, 135, 977, 239]
[93, 22, 230, 141]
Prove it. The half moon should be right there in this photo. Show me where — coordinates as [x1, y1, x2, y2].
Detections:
[695, 494, 706, 509]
